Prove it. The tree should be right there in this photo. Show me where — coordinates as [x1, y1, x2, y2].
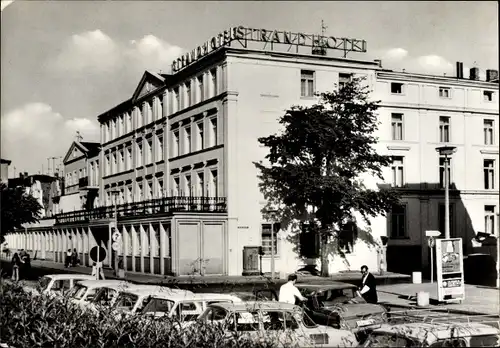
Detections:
[255, 77, 401, 276]
[0, 182, 42, 245]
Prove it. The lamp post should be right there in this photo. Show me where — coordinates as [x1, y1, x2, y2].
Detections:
[268, 210, 278, 280]
[435, 146, 457, 239]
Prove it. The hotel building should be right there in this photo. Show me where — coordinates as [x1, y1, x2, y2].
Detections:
[5, 26, 499, 277]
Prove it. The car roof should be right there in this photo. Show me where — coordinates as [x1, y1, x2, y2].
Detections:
[151, 293, 242, 301]
[45, 274, 96, 281]
[295, 281, 356, 291]
[76, 280, 132, 288]
[210, 301, 300, 312]
[373, 322, 500, 342]
[120, 287, 192, 297]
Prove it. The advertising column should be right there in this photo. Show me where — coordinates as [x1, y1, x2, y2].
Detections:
[436, 238, 465, 302]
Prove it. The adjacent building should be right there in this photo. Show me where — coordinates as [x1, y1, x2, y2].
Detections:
[0, 158, 11, 183]
[5, 26, 499, 277]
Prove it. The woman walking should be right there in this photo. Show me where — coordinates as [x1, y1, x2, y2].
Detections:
[11, 253, 21, 281]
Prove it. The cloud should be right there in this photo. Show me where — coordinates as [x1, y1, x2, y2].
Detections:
[49, 30, 120, 73]
[383, 48, 409, 60]
[50, 30, 183, 74]
[1, 103, 99, 174]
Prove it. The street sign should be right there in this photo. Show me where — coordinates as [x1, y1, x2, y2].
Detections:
[428, 237, 435, 248]
[90, 246, 106, 263]
[111, 241, 121, 251]
[112, 231, 121, 242]
[426, 230, 441, 237]
[436, 238, 465, 302]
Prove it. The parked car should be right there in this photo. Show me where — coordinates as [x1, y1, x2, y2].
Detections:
[88, 284, 192, 312]
[295, 283, 388, 343]
[198, 301, 358, 347]
[464, 253, 497, 287]
[140, 293, 243, 326]
[68, 280, 135, 307]
[363, 322, 500, 347]
[24, 274, 96, 297]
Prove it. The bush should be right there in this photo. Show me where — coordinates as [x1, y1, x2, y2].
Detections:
[0, 280, 278, 348]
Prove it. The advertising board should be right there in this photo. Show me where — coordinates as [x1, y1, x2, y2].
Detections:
[436, 238, 465, 302]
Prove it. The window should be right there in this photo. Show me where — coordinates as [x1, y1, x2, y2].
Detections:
[137, 142, 143, 167]
[196, 172, 204, 196]
[197, 75, 204, 102]
[173, 129, 180, 157]
[146, 138, 153, 164]
[146, 181, 153, 199]
[391, 157, 404, 187]
[261, 224, 279, 255]
[173, 87, 180, 113]
[185, 82, 191, 107]
[185, 175, 192, 197]
[484, 119, 494, 145]
[147, 100, 153, 124]
[209, 117, 217, 147]
[157, 134, 164, 162]
[485, 206, 496, 235]
[439, 116, 450, 143]
[439, 204, 455, 238]
[126, 186, 132, 203]
[210, 169, 218, 197]
[210, 68, 217, 97]
[126, 112, 132, 133]
[391, 113, 404, 140]
[105, 155, 110, 176]
[439, 87, 451, 98]
[339, 73, 352, 89]
[119, 115, 124, 136]
[300, 70, 315, 97]
[262, 311, 299, 331]
[484, 90, 494, 102]
[439, 157, 452, 188]
[391, 82, 404, 94]
[137, 183, 143, 201]
[184, 126, 192, 154]
[111, 153, 117, 174]
[484, 160, 495, 189]
[137, 108, 143, 128]
[173, 177, 180, 196]
[157, 179, 164, 198]
[126, 147, 132, 170]
[389, 204, 407, 238]
[197, 122, 204, 151]
[118, 150, 124, 172]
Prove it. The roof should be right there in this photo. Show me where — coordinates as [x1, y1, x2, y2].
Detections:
[210, 301, 300, 312]
[120, 286, 191, 297]
[151, 292, 242, 302]
[76, 280, 132, 288]
[296, 282, 356, 291]
[373, 322, 500, 343]
[45, 274, 96, 281]
[62, 141, 101, 164]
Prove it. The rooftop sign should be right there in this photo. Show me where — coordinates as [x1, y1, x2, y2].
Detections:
[171, 26, 367, 73]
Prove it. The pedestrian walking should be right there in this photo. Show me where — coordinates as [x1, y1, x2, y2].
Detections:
[278, 273, 307, 305]
[71, 248, 79, 266]
[357, 265, 378, 304]
[65, 249, 72, 268]
[11, 253, 21, 281]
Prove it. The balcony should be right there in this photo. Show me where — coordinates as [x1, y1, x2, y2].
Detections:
[54, 196, 227, 224]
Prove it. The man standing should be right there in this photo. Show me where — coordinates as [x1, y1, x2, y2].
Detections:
[357, 265, 378, 304]
[279, 274, 307, 305]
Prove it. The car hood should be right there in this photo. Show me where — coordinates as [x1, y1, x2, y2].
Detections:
[323, 303, 386, 319]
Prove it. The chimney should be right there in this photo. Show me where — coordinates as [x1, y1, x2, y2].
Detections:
[486, 69, 499, 82]
[456, 62, 464, 79]
[374, 59, 382, 68]
[470, 67, 480, 81]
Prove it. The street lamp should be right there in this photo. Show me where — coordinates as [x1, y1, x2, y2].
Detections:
[268, 210, 278, 280]
[435, 146, 457, 239]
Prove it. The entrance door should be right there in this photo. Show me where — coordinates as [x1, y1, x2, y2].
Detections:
[202, 224, 224, 275]
[177, 223, 201, 275]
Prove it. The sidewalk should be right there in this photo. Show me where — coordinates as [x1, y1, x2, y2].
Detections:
[377, 282, 500, 316]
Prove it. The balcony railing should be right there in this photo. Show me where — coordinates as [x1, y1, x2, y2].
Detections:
[55, 196, 227, 224]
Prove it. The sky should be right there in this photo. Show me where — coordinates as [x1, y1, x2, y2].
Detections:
[1, 1, 498, 175]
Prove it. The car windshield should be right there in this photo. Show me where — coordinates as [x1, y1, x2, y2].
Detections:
[315, 288, 355, 305]
[301, 310, 318, 328]
[114, 293, 139, 312]
[92, 288, 117, 306]
[39, 276, 51, 291]
[199, 307, 229, 323]
[363, 333, 416, 347]
[68, 284, 88, 300]
[141, 298, 175, 315]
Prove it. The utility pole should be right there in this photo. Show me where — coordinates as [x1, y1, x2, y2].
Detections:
[435, 146, 457, 239]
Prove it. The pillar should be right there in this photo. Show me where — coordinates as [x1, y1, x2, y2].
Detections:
[159, 223, 166, 275]
[122, 225, 128, 271]
[140, 224, 147, 273]
[41, 231, 47, 260]
[149, 223, 155, 274]
[132, 225, 138, 272]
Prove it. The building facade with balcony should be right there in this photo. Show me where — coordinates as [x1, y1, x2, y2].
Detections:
[6, 26, 499, 277]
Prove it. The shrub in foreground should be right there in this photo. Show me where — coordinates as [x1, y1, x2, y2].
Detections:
[0, 280, 277, 348]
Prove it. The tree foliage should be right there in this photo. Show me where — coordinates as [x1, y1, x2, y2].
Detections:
[255, 77, 401, 276]
[0, 182, 42, 244]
